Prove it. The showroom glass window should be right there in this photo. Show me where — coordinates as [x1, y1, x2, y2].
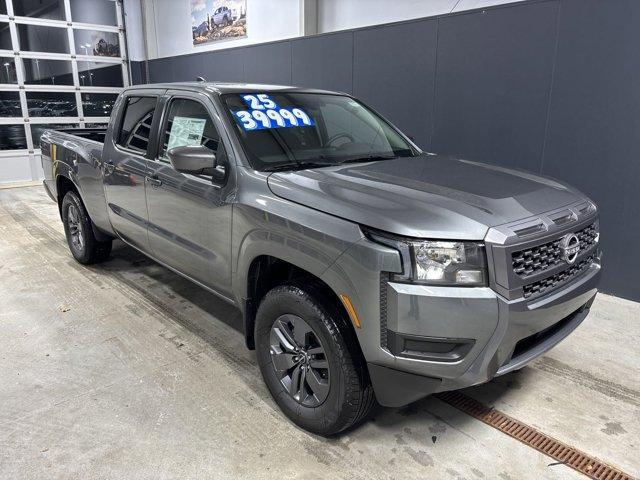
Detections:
[0, 57, 18, 84]
[13, 0, 65, 20]
[0, 22, 12, 50]
[23, 59, 74, 86]
[0, 0, 127, 155]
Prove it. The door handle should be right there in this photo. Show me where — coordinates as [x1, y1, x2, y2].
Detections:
[145, 175, 162, 187]
[104, 159, 115, 174]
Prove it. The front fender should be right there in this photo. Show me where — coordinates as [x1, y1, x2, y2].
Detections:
[232, 202, 364, 302]
[320, 237, 402, 364]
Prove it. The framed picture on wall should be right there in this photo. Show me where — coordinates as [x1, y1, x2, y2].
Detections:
[191, 0, 247, 46]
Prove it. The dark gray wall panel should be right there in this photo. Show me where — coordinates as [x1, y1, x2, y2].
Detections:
[353, 20, 437, 149]
[188, 49, 245, 83]
[167, 54, 201, 82]
[432, 2, 558, 172]
[541, 0, 640, 299]
[148, 56, 176, 83]
[291, 32, 353, 93]
[130, 61, 144, 85]
[150, 50, 244, 84]
[242, 41, 292, 84]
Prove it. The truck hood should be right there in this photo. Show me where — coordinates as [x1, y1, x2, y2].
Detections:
[266, 154, 586, 239]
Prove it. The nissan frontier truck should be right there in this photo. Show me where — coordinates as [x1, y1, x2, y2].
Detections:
[40, 82, 601, 435]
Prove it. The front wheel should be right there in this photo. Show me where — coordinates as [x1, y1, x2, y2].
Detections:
[255, 284, 375, 436]
[61, 191, 112, 264]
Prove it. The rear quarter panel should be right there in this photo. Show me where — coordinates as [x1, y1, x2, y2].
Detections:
[40, 130, 113, 235]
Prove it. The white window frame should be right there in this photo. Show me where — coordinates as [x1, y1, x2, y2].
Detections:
[0, 0, 128, 159]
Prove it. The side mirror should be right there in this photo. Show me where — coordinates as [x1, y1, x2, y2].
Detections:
[167, 145, 216, 175]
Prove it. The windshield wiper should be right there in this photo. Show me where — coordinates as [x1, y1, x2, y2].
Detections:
[263, 160, 341, 172]
[264, 154, 400, 172]
[338, 154, 397, 164]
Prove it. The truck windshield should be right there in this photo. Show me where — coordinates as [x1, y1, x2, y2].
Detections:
[222, 92, 418, 171]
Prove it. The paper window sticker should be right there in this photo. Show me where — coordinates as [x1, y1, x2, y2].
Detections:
[167, 116, 207, 150]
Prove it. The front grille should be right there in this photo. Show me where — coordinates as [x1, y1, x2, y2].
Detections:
[575, 222, 599, 250]
[512, 222, 598, 278]
[523, 253, 596, 299]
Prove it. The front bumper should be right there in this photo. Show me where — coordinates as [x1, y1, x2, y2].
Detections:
[369, 254, 601, 407]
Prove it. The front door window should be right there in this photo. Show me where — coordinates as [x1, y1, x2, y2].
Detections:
[161, 98, 224, 162]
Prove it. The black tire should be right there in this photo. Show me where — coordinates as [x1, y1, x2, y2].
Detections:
[255, 284, 376, 436]
[61, 191, 112, 264]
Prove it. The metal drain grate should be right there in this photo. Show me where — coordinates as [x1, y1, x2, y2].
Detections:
[436, 391, 635, 480]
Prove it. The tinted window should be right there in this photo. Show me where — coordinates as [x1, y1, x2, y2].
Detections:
[222, 92, 416, 170]
[161, 98, 221, 158]
[117, 96, 157, 155]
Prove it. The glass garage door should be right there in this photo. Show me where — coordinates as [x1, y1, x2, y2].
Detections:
[0, 0, 128, 184]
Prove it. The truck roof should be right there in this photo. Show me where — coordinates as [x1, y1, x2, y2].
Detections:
[124, 81, 343, 96]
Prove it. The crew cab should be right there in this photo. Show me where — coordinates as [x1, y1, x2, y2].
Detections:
[40, 82, 601, 436]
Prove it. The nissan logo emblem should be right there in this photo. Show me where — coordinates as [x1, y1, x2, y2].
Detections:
[560, 233, 580, 264]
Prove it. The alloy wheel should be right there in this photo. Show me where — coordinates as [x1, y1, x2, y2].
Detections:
[269, 314, 330, 407]
[67, 204, 84, 251]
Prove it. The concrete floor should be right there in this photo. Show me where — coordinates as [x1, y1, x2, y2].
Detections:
[0, 186, 638, 480]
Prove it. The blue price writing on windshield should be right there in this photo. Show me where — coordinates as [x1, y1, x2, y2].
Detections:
[234, 108, 315, 131]
[241, 93, 278, 110]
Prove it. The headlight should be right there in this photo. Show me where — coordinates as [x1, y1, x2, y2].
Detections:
[366, 232, 488, 287]
[411, 240, 487, 285]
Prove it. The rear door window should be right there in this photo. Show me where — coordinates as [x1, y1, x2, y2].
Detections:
[116, 96, 157, 155]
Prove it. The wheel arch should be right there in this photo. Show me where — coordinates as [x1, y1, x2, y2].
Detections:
[243, 254, 360, 353]
[56, 173, 79, 215]
[56, 173, 113, 242]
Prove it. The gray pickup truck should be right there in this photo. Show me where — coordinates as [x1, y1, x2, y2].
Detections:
[41, 82, 601, 435]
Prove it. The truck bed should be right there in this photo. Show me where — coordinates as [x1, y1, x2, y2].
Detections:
[48, 127, 107, 144]
[40, 126, 114, 237]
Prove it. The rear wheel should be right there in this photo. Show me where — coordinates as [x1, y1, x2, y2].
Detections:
[255, 284, 375, 436]
[61, 191, 112, 264]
